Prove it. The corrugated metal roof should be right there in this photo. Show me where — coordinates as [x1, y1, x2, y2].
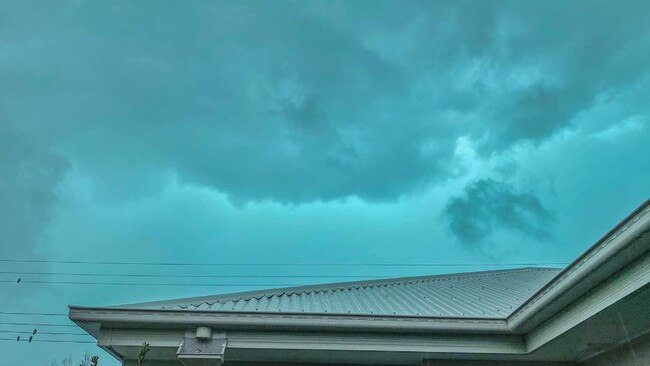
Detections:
[128, 267, 561, 319]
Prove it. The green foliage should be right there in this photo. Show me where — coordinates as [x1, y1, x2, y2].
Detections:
[78, 353, 99, 366]
[138, 342, 150, 365]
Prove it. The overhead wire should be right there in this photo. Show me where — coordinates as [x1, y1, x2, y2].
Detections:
[0, 311, 67, 317]
[0, 337, 94, 344]
[0, 330, 88, 336]
[0, 258, 569, 267]
[0, 271, 387, 279]
[1, 280, 302, 286]
[0, 260, 568, 286]
[0, 322, 77, 328]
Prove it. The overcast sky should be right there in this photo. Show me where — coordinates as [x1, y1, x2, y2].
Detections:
[1, 1, 650, 365]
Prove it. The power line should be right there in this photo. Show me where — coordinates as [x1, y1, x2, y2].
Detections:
[0, 271, 387, 279]
[0, 322, 77, 328]
[0, 311, 67, 317]
[0, 330, 88, 336]
[2, 280, 302, 287]
[0, 258, 569, 267]
[0, 337, 94, 344]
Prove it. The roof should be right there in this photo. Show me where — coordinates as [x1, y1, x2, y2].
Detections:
[120, 267, 561, 319]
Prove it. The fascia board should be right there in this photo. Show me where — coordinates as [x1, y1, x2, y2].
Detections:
[100, 328, 526, 356]
[226, 332, 525, 354]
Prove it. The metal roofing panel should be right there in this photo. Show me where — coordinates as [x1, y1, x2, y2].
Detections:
[128, 267, 561, 319]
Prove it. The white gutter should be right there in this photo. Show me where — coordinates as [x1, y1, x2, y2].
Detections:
[508, 198, 650, 331]
[68, 306, 511, 335]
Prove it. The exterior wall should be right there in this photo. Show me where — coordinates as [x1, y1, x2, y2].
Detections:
[580, 332, 650, 366]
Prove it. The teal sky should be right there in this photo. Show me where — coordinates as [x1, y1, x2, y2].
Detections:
[1, 1, 650, 365]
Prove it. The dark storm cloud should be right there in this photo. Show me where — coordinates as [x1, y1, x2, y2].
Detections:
[445, 179, 554, 244]
[0, 123, 69, 257]
[1, 0, 650, 204]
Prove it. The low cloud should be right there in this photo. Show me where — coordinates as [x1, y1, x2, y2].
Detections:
[445, 179, 554, 244]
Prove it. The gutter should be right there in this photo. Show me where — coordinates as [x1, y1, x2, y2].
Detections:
[68, 306, 511, 336]
[508, 198, 650, 331]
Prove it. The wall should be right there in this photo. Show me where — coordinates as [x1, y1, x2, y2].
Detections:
[580, 331, 650, 366]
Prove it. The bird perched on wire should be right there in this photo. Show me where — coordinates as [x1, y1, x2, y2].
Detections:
[32, 329, 37, 335]
[16, 278, 21, 283]
[16, 336, 20, 341]
[28, 336, 33, 343]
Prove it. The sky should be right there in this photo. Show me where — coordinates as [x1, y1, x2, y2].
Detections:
[1, 0, 650, 365]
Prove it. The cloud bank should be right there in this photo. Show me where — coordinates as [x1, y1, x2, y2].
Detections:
[2, 0, 649, 207]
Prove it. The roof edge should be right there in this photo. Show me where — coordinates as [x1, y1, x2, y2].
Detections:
[68, 305, 512, 334]
[508, 197, 650, 330]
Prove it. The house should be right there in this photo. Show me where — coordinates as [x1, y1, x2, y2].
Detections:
[69, 199, 650, 366]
